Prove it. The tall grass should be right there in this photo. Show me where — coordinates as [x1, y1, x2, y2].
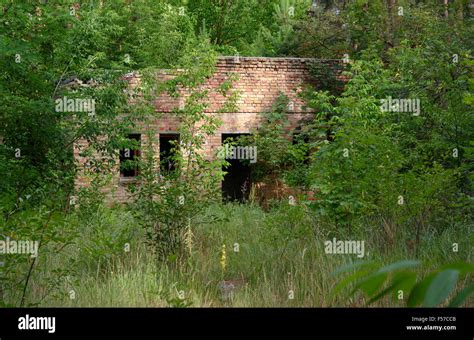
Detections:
[23, 202, 472, 307]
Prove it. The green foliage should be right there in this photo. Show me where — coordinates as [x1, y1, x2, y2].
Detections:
[302, 40, 471, 231]
[187, 0, 278, 52]
[17, 203, 470, 307]
[129, 37, 237, 262]
[74, 204, 136, 273]
[244, 0, 302, 56]
[0, 0, 472, 309]
[334, 260, 474, 307]
[237, 93, 311, 188]
[0, 207, 77, 307]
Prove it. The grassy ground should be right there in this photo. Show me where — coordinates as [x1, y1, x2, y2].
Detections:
[15, 202, 473, 307]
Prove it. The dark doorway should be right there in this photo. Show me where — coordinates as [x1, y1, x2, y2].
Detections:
[160, 133, 180, 174]
[221, 133, 252, 202]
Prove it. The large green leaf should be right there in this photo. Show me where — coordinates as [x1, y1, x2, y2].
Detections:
[332, 267, 374, 297]
[448, 284, 474, 307]
[390, 271, 418, 303]
[353, 272, 389, 297]
[368, 271, 417, 305]
[423, 269, 460, 307]
[407, 272, 436, 307]
[377, 260, 421, 274]
[439, 262, 474, 276]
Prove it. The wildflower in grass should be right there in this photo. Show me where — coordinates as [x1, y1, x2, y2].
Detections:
[184, 219, 193, 255]
[220, 244, 227, 272]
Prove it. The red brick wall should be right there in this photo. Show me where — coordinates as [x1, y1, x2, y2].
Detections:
[74, 57, 345, 202]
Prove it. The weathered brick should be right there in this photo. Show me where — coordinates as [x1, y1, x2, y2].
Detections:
[75, 57, 345, 202]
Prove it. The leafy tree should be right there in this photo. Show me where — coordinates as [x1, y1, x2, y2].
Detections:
[129, 37, 238, 262]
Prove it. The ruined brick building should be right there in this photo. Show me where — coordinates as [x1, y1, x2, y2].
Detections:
[74, 57, 345, 202]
